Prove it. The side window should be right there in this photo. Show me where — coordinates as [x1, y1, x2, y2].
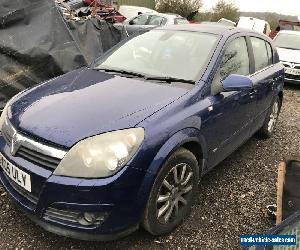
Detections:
[131, 15, 148, 25]
[148, 16, 167, 26]
[220, 37, 250, 80]
[265, 41, 273, 65]
[250, 37, 269, 71]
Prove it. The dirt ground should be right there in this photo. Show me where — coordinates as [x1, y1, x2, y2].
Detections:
[0, 84, 299, 250]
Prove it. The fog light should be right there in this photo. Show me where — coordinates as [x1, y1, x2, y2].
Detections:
[84, 212, 96, 224]
[78, 212, 108, 226]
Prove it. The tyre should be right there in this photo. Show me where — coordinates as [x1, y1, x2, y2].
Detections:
[257, 96, 281, 139]
[142, 147, 199, 235]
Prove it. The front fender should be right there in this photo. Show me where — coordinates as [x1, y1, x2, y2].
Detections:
[147, 127, 207, 176]
[134, 127, 208, 220]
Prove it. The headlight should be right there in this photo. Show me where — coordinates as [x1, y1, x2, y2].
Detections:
[53, 128, 144, 178]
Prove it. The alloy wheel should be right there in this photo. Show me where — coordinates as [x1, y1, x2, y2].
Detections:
[156, 163, 194, 224]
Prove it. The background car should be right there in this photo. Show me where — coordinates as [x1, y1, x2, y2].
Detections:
[117, 13, 189, 35]
[118, 5, 158, 20]
[273, 30, 300, 84]
[0, 24, 284, 240]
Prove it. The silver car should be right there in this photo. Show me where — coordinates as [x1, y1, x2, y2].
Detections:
[274, 30, 300, 84]
[117, 13, 189, 35]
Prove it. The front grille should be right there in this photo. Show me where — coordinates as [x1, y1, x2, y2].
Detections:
[282, 62, 300, 69]
[3, 173, 38, 205]
[1, 119, 66, 170]
[44, 207, 81, 224]
[17, 146, 61, 169]
[285, 73, 300, 81]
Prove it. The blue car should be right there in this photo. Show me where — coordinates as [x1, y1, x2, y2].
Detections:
[0, 24, 284, 240]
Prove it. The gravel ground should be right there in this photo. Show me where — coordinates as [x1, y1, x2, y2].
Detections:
[0, 84, 299, 250]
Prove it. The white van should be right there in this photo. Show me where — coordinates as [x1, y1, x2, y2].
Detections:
[237, 17, 271, 36]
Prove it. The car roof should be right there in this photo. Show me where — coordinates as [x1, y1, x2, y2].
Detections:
[159, 13, 185, 18]
[138, 12, 184, 19]
[119, 5, 156, 11]
[278, 30, 300, 35]
[155, 24, 253, 36]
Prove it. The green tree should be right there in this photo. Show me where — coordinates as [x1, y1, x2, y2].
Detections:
[265, 13, 279, 30]
[156, 0, 203, 18]
[210, 0, 239, 22]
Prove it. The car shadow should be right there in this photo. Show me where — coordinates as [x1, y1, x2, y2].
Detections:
[284, 82, 300, 90]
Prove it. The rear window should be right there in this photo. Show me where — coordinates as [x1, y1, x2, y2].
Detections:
[250, 37, 270, 71]
[174, 18, 189, 25]
[131, 15, 149, 25]
[148, 15, 167, 25]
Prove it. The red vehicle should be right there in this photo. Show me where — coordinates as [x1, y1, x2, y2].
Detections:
[84, 0, 113, 6]
[279, 19, 300, 30]
[83, 0, 126, 23]
[270, 20, 300, 39]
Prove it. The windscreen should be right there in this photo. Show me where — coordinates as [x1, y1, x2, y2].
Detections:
[94, 30, 218, 81]
[274, 33, 300, 50]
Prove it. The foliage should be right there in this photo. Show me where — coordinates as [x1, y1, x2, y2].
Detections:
[194, 0, 239, 23]
[155, 0, 203, 18]
[210, 0, 239, 22]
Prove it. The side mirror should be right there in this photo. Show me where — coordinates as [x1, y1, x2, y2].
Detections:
[222, 74, 253, 92]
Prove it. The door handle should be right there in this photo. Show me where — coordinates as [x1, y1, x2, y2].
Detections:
[273, 76, 283, 82]
[249, 89, 257, 99]
[208, 106, 214, 112]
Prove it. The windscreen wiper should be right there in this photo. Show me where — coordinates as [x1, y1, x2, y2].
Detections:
[95, 67, 146, 78]
[95, 68, 195, 84]
[145, 76, 195, 84]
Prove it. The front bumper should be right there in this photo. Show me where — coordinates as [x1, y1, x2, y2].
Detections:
[25, 209, 138, 241]
[0, 137, 150, 240]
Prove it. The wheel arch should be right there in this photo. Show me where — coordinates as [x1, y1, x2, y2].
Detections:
[135, 127, 207, 220]
[150, 127, 207, 176]
[180, 141, 205, 172]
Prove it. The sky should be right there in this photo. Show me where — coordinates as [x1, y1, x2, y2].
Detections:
[202, 0, 300, 16]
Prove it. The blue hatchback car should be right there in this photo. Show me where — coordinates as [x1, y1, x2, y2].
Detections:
[0, 24, 284, 240]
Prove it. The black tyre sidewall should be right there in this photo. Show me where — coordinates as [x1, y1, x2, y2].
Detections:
[143, 148, 199, 235]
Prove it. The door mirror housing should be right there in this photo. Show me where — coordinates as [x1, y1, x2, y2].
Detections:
[222, 74, 253, 92]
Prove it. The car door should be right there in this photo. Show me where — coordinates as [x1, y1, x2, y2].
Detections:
[201, 36, 258, 169]
[248, 37, 284, 133]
